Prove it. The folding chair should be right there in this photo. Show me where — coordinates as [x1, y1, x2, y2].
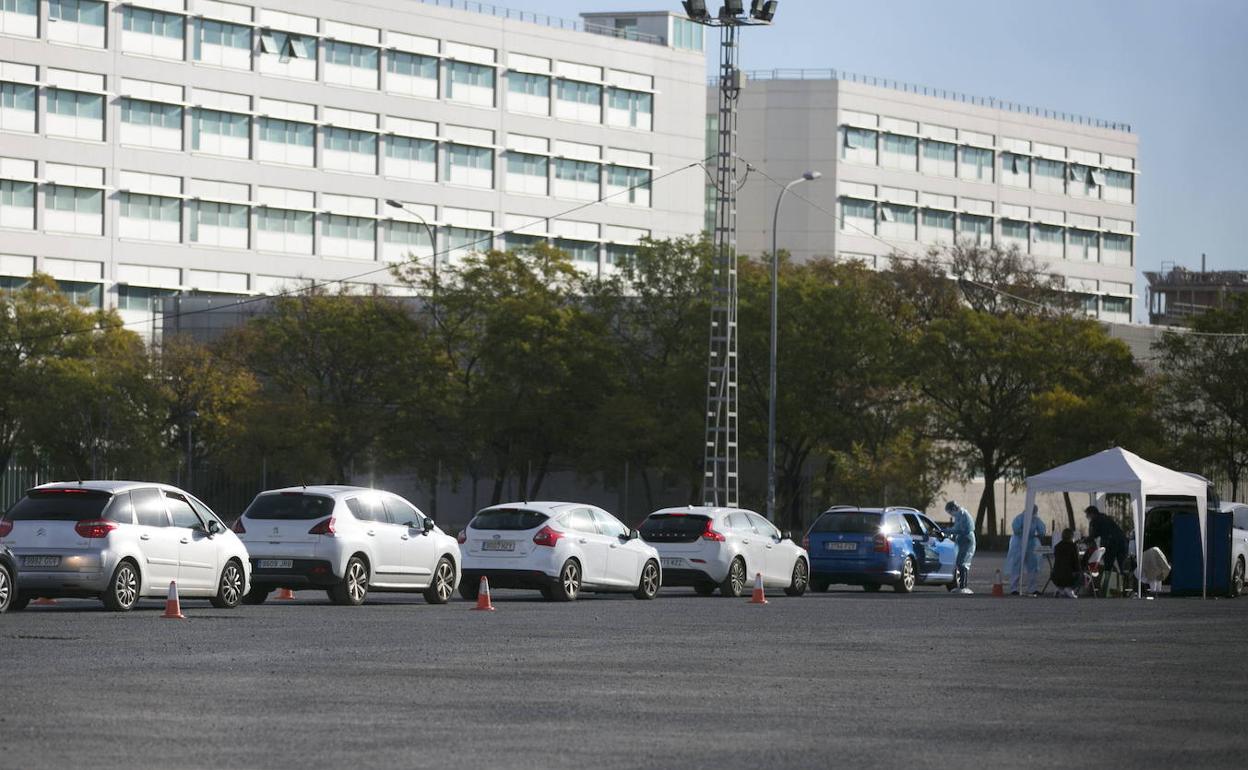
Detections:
[1081, 547, 1106, 598]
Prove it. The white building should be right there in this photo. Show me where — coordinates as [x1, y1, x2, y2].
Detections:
[723, 71, 1140, 322]
[0, 0, 707, 329]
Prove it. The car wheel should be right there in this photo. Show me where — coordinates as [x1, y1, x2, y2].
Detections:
[1232, 559, 1245, 599]
[553, 559, 581, 602]
[242, 585, 270, 605]
[102, 559, 141, 612]
[458, 578, 480, 602]
[784, 558, 809, 597]
[894, 557, 916, 594]
[863, 583, 881, 593]
[719, 557, 746, 597]
[633, 560, 660, 600]
[329, 557, 369, 606]
[423, 557, 456, 605]
[693, 583, 717, 596]
[539, 585, 555, 601]
[10, 592, 31, 611]
[209, 560, 244, 609]
[0, 563, 12, 613]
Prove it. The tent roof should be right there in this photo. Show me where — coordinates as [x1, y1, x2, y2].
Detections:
[1024, 447, 1207, 498]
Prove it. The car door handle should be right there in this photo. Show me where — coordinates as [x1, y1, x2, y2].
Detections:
[140, 534, 151, 541]
[179, 538, 189, 544]
[367, 530, 375, 536]
[742, 539, 751, 545]
[401, 535, 409, 540]
[578, 538, 588, 544]
[765, 545, 774, 550]
[609, 543, 618, 549]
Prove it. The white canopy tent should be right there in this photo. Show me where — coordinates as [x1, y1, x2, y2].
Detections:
[1021, 448, 1208, 598]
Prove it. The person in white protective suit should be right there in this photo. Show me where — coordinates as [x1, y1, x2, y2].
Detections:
[1004, 506, 1046, 595]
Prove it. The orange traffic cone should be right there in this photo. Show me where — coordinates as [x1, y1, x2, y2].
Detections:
[471, 576, 495, 611]
[749, 572, 768, 605]
[276, 587, 296, 601]
[162, 580, 186, 619]
[32, 597, 58, 606]
[991, 570, 1004, 597]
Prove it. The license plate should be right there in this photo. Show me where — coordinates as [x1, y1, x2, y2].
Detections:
[23, 555, 60, 567]
[482, 541, 515, 552]
[257, 559, 293, 569]
[825, 542, 857, 552]
[660, 557, 684, 568]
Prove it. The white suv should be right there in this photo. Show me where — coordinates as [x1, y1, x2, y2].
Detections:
[458, 502, 662, 602]
[639, 506, 809, 597]
[0, 481, 250, 612]
[235, 486, 460, 606]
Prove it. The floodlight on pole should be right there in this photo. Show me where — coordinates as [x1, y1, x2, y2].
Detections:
[385, 199, 439, 280]
[682, 0, 710, 21]
[751, 1, 779, 22]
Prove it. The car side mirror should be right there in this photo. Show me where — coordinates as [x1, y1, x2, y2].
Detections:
[422, 518, 435, 534]
[781, 530, 792, 541]
[206, 520, 222, 536]
[628, 528, 640, 541]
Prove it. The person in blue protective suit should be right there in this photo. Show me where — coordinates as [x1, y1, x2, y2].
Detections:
[945, 501, 976, 594]
[1004, 506, 1046, 595]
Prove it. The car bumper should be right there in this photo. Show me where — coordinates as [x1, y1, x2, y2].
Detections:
[460, 568, 557, 591]
[658, 567, 719, 587]
[811, 556, 900, 584]
[248, 558, 339, 587]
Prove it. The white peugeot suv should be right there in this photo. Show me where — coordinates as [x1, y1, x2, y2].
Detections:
[0, 481, 250, 612]
[235, 486, 460, 606]
[458, 502, 662, 602]
[639, 506, 809, 597]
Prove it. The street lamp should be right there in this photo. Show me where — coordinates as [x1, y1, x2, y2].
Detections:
[185, 409, 199, 492]
[385, 199, 439, 281]
[766, 170, 820, 522]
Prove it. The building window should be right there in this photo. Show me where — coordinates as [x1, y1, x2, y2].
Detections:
[442, 143, 494, 189]
[118, 285, 177, 312]
[0, 0, 37, 38]
[671, 16, 704, 51]
[444, 226, 491, 261]
[505, 152, 548, 196]
[46, 88, 104, 140]
[839, 197, 876, 235]
[1001, 219, 1029, 251]
[385, 135, 436, 182]
[256, 207, 313, 254]
[386, 51, 438, 99]
[382, 219, 434, 263]
[605, 243, 637, 265]
[555, 80, 602, 124]
[959, 213, 993, 246]
[1101, 295, 1131, 321]
[1068, 164, 1098, 199]
[0, 81, 37, 133]
[503, 233, 544, 253]
[321, 214, 376, 260]
[605, 166, 651, 206]
[920, 209, 955, 245]
[192, 108, 250, 158]
[1067, 229, 1099, 261]
[1032, 223, 1064, 259]
[606, 88, 652, 130]
[878, 203, 916, 240]
[446, 62, 495, 108]
[325, 41, 380, 90]
[920, 140, 956, 177]
[1001, 153, 1030, 188]
[1033, 159, 1066, 194]
[323, 127, 377, 174]
[120, 98, 183, 150]
[841, 127, 878, 165]
[257, 117, 315, 167]
[553, 158, 600, 201]
[1103, 170, 1133, 204]
[121, 6, 185, 59]
[47, 0, 106, 48]
[258, 29, 317, 80]
[119, 192, 181, 242]
[195, 19, 251, 69]
[190, 200, 248, 248]
[555, 239, 599, 266]
[507, 72, 550, 116]
[880, 133, 917, 171]
[57, 280, 102, 307]
[958, 146, 993, 183]
[0, 178, 35, 229]
[45, 184, 102, 235]
[1102, 233, 1132, 266]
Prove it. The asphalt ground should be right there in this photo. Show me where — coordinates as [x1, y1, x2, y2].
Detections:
[2, 553, 1246, 770]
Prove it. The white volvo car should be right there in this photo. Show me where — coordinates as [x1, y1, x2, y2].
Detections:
[458, 502, 662, 602]
[639, 506, 809, 597]
[235, 486, 460, 606]
[0, 481, 250, 612]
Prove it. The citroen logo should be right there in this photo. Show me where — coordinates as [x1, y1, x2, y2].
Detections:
[491, 533, 500, 539]
[36, 527, 46, 537]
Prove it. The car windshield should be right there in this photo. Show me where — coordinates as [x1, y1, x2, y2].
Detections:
[470, 509, 548, 531]
[4, 489, 114, 521]
[811, 512, 881, 534]
[639, 514, 709, 539]
[244, 493, 335, 520]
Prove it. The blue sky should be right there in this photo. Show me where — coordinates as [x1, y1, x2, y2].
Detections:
[487, 0, 1248, 306]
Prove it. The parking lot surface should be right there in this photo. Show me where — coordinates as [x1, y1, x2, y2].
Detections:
[2, 555, 1246, 769]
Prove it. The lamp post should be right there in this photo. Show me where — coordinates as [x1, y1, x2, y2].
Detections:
[766, 170, 820, 522]
[185, 409, 199, 492]
[385, 199, 438, 281]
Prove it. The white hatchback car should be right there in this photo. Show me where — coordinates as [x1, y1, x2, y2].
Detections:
[235, 486, 460, 606]
[458, 502, 662, 602]
[639, 506, 809, 597]
[0, 481, 250, 612]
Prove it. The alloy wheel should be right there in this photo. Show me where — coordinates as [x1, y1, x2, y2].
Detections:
[731, 560, 745, 595]
[901, 558, 915, 591]
[115, 563, 138, 608]
[0, 567, 10, 610]
[434, 561, 454, 602]
[220, 563, 242, 605]
[793, 559, 808, 591]
[347, 561, 368, 603]
[641, 562, 659, 596]
[562, 561, 580, 599]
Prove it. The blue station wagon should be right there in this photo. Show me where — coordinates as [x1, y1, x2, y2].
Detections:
[804, 506, 958, 593]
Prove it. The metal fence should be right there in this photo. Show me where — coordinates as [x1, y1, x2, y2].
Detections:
[413, 0, 664, 45]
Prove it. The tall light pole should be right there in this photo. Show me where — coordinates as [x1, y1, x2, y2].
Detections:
[766, 171, 820, 522]
[385, 199, 438, 281]
[683, 0, 780, 509]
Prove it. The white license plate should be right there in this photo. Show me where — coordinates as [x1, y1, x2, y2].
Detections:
[23, 555, 60, 567]
[825, 542, 857, 552]
[660, 558, 684, 568]
[482, 541, 515, 552]
[257, 559, 293, 569]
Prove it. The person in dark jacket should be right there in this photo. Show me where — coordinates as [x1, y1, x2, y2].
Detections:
[1083, 505, 1127, 596]
[1051, 528, 1081, 598]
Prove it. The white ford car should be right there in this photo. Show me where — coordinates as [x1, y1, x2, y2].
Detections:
[639, 506, 809, 597]
[0, 481, 250, 612]
[458, 502, 662, 602]
[235, 486, 460, 606]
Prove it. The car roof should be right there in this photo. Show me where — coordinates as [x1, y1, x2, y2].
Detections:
[30, 480, 186, 495]
[476, 501, 593, 516]
[647, 505, 761, 519]
[256, 485, 388, 499]
[819, 505, 924, 516]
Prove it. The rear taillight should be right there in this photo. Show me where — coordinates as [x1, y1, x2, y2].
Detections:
[873, 533, 889, 553]
[308, 517, 336, 536]
[0, 519, 11, 537]
[456, 530, 467, 544]
[801, 534, 810, 550]
[75, 519, 118, 539]
[533, 525, 563, 547]
[232, 518, 246, 534]
[701, 519, 726, 542]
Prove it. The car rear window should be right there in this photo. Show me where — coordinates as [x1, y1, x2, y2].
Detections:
[4, 489, 113, 521]
[244, 493, 335, 520]
[470, 509, 548, 531]
[640, 514, 710, 543]
[811, 511, 881, 534]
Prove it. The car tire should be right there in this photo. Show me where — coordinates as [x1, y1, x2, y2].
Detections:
[863, 583, 881, 593]
[810, 577, 829, 593]
[209, 560, 244, 609]
[328, 556, 369, 606]
[539, 585, 555, 601]
[894, 557, 916, 594]
[242, 585, 270, 605]
[719, 557, 747, 597]
[1232, 559, 1245, 599]
[10, 591, 32, 611]
[423, 557, 456, 605]
[552, 559, 581, 602]
[784, 558, 809, 597]
[693, 583, 717, 596]
[458, 578, 480, 602]
[0, 563, 13, 613]
[102, 559, 141, 612]
[633, 560, 660, 600]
